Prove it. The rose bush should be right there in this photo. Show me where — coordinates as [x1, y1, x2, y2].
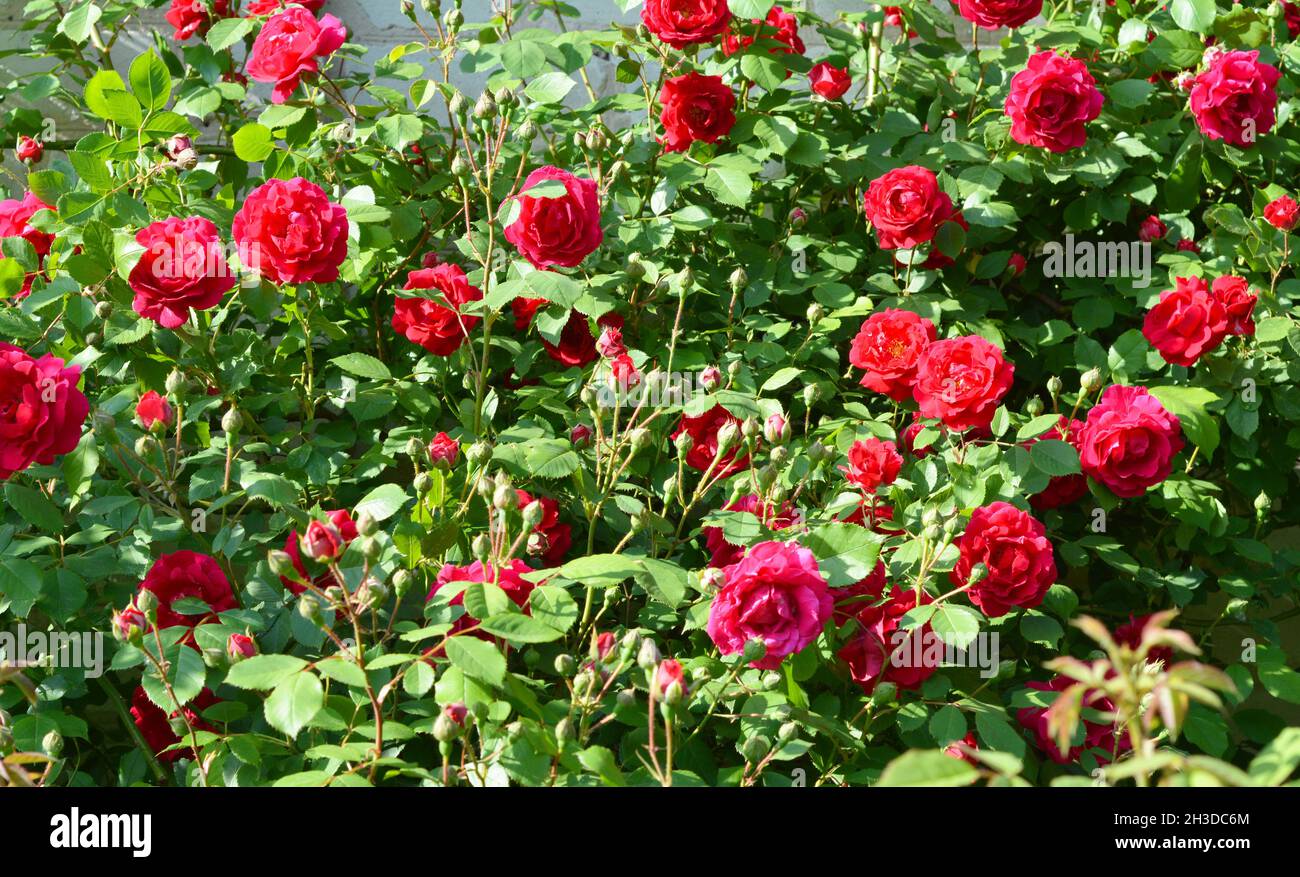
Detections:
[2, 0, 1300, 789]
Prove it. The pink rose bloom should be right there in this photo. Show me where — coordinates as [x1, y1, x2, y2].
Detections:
[1004, 50, 1104, 153]
[246, 6, 348, 104]
[0, 192, 55, 257]
[707, 541, 833, 669]
[128, 216, 237, 328]
[0, 344, 90, 481]
[1189, 50, 1280, 149]
[1077, 385, 1183, 499]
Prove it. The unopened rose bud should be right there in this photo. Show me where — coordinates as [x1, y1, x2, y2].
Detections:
[521, 500, 545, 529]
[268, 549, 299, 581]
[789, 207, 807, 228]
[674, 431, 694, 457]
[1025, 397, 1043, 417]
[807, 441, 828, 463]
[778, 721, 799, 744]
[637, 638, 661, 669]
[227, 633, 257, 662]
[616, 689, 636, 709]
[473, 92, 496, 120]
[1046, 375, 1062, 399]
[472, 534, 492, 562]
[221, 407, 242, 434]
[729, 267, 747, 292]
[966, 563, 988, 586]
[742, 638, 768, 664]
[871, 681, 897, 705]
[432, 712, 461, 742]
[742, 735, 770, 763]
[1225, 597, 1250, 620]
[518, 120, 538, 140]
[165, 368, 186, 395]
[172, 148, 199, 171]
[94, 300, 112, 320]
[764, 413, 790, 445]
[700, 365, 722, 392]
[134, 435, 155, 457]
[465, 441, 493, 466]
[355, 511, 378, 538]
[585, 128, 606, 151]
[392, 569, 413, 597]
[627, 427, 652, 454]
[297, 593, 323, 622]
[448, 92, 467, 118]
[1080, 368, 1103, 394]
[43, 731, 64, 758]
[444, 7, 463, 28]
[701, 567, 726, 593]
[414, 471, 434, 495]
[806, 303, 825, 324]
[625, 253, 645, 279]
[451, 153, 470, 179]
[803, 384, 822, 406]
[494, 87, 515, 109]
[570, 423, 592, 447]
[554, 653, 577, 675]
[716, 421, 740, 453]
[1255, 491, 1271, 514]
[492, 482, 515, 510]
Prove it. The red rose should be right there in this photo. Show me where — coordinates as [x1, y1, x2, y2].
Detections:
[707, 541, 833, 669]
[945, 731, 980, 764]
[1077, 384, 1183, 499]
[809, 62, 851, 100]
[1286, 0, 1300, 38]
[1142, 276, 1229, 367]
[232, 176, 348, 284]
[840, 437, 902, 494]
[1007, 252, 1027, 275]
[426, 559, 536, 641]
[511, 296, 546, 331]
[1004, 51, 1104, 153]
[443, 702, 469, 725]
[279, 509, 358, 594]
[1138, 215, 1168, 243]
[392, 264, 483, 356]
[15, 135, 42, 165]
[502, 166, 603, 270]
[302, 519, 346, 561]
[1264, 195, 1300, 230]
[166, 0, 230, 41]
[227, 633, 258, 661]
[1212, 275, 1257, 337]
[951, 502, 1056, 618]
[0, 343, 89, 481]
[245, 0, 324, 14]
[1113, 613, 1176, 667]
[1017, 676, 1127, 765]
[516, 489, 573, 566]
[0, 192, 55, 257]
[912, 335, 1014, 432]
[658, 72, 737, 153]
[570, 423, 593, 447]
[641, 0, 731, 48]
[653, 658, 688, 699]
[722, 5, 805, 56]
[595, 324, 626, 359]
[837, 585, 939, 693]
[1027, 417, 1089, 511]
[863, 166, 953, 249]
[128, 216, 237, 329]
[246, 6, 347, 104]
[131, 686, 220, 763]
[138, 550, 238, 630]
[136, 390, 173, 431]
[957, 0, 1042, 29]
[848, 308, 937, 400]
[838, 499, 895, 534]
[703, 493, 799, 568]
[1189, 50, 1279, 149]
[427, 431, 460, 469]
[672, 403, 750, 477]
[1176, 238, 1201, 253]
[607, 352, 641, 392]
[546, 310, 600, 367]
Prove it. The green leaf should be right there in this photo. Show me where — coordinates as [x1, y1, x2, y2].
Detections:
[704, 161, 753, 207]
[478, 613, 567, 644]
[577, 745, 626, 786]
[444, 636, 507, 687]
[804, 523, 884, 588]
[206, 16, 256, 51]
[330, 352, 391, 381]
[876, 749, 978, 787]
[1149, 385, 1220, 457]
[4, 482, 64, 531]
[59, 2, 103, 44]
[232, 123, 276, 162]
[376, 114, 423, 151]
[1171, 0, 1216, 33]
[1020, 612, 1064, 647]
[354, 483, 410, 522]
[1248, 727, 1300, 785]
[729, 0, 775, 20]
[225, 654, 309, 690]
[523, 71, 576, 104]
[930, 604, 982, 648]
[929, 705, 966, 747]
[1029, 439, 1081, 477]
[265, 671, 324, 737]
[0, 558, 43, 618]
[129, 51, 171, 112]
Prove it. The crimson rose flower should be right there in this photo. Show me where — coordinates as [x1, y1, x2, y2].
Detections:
[837, 585, 938, 693]
[232, 177, 348, 284]
[1142, 276, 1228, 367]
[722, 5, 804, 56]
[707, 541, 833, 669]
[1138, 215, 1167, 243]
[658, 72, 737, 153]
[653, 659, 688, 699]
[951, 502, 1056, 618]
[245, 0, 324, 14]
[131, 686, 220, 762]
[428, 431, 460, 469]
[516, 489, 573, 566]
[703, 494, 799, 568]
[128, 216, 237, 328]
[1017, 676, 1127, 765]
[227, 633, 257, 661]
[279, 509, 358, 594]
[641, 0, 731, 48]
[502, 166, 603, 269]
[1027, 418, 1089, 511]
[136, 391, 173, 431]
[137, 550, 238, 630]
[1189, 50, 1280, 149]
[1212, 275, 1257, 337]
[0, 343, 90, 481]
[912, 335, 1014, 432]
[809, 62, 851, 100]
[1113, 613, 1176, 667]
[0, 192, 55, 257]
[863, 166, 953, 249]
[246, 6, 347, 104]
[1077, 384, 1183, 499]
[15, 136, 42, 165]
[426, 559, 536, 641]
[957, 0, 1041, 29]
[848, 308, 937, 400]
[392, 264, 483, 356]
[166, 0, 230, 41]
[1264, 195, 1300, 230]
[1004, 50, 1104, 153]
[840, 437, 902, 493]
[672, 403, 750, 477]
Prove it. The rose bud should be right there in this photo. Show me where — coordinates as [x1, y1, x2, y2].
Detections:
[1138, 215, 1168, 243]
[1264, 195, 1300, 231]
[135, 390, 174, 432]
[789, 207, 808, 228]
[594, 632, 617, 661]
[700, 365, 722, 392]
[444, 702, 469, 725]
[427, 431, 460, 469]
[521, 499, 545, 529]
[570, 423, 593, 447]
[526, 530, 550, 557]
[654, 659, 687, 703]
[301, 519, 345, 562]
[595, 325, 626, 359]
[1174, 71, 1194, 91]
[15, 135, 42, 165]
[112, 604, 148, 644]
[1007, 253, 1027, 276]
[227, 633, 257, 662]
